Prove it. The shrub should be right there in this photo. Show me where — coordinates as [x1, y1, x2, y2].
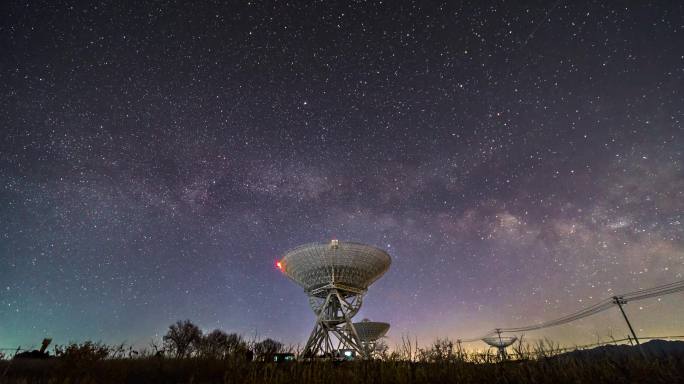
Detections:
[54, 341, 110, 361]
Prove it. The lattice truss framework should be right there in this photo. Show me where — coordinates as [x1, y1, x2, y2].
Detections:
[303, 288, 365, 358]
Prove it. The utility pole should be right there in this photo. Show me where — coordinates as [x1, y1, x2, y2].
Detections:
[613, 296, 645, 357]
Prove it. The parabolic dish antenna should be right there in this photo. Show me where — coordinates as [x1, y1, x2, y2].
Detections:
[352, 319, 390, 357]
[482, 334, 517, 361]
[278, 240, 391, 359]
[279, 240, 391, 293]
[353, 319, 390, 342]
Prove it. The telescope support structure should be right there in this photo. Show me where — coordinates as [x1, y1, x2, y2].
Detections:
[303, 284, 367, 359]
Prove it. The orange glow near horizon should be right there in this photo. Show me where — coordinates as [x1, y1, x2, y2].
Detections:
[276, 260, 283, 271]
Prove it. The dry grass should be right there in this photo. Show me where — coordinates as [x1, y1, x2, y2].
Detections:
[1, 353, 682, 384]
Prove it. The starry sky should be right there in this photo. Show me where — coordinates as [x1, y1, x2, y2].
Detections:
[1, 1, 683, 351]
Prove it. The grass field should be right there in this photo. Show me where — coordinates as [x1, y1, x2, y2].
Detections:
[1, 353, 682, 384]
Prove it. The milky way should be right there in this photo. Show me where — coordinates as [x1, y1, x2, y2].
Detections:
[1, 1, 682, 350]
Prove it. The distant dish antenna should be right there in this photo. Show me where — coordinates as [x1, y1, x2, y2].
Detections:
[278, 240, 391, 359]
[352, 319, 390, 357]
[482, 329, 517, 361]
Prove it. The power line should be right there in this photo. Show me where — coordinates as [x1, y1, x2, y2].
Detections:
[459, 279, 684, 342]
[519, 335, 684, 357]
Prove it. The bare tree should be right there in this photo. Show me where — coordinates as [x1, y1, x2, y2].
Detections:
[198, 329, 228, 359]
[253, 338, 283, 361]
[163, 320, 202, 358]
[227, 333, 248, 355]
[197, 330, 249, 359]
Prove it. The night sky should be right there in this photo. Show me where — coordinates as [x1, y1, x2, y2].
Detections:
[1, 1, 683, 351]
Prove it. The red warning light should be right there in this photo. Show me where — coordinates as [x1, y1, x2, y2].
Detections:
[276, 261, 283, 271]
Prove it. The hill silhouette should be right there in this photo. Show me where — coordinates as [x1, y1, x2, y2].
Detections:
[556, 339, 684, 360]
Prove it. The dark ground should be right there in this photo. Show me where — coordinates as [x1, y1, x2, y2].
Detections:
[1, 355, 683, 384]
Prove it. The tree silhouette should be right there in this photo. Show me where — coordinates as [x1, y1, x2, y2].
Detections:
[163, 320, 202, 358]
[198, 329, 248, 359]
[253, 338, 283, 361]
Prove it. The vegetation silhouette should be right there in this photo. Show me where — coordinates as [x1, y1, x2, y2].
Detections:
[1, 321, 683, 383]
[163, 320, 202, 359]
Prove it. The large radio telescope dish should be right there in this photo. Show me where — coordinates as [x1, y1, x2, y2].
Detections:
[278, 240, 391, 359]
[280, 241, 391, 294]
